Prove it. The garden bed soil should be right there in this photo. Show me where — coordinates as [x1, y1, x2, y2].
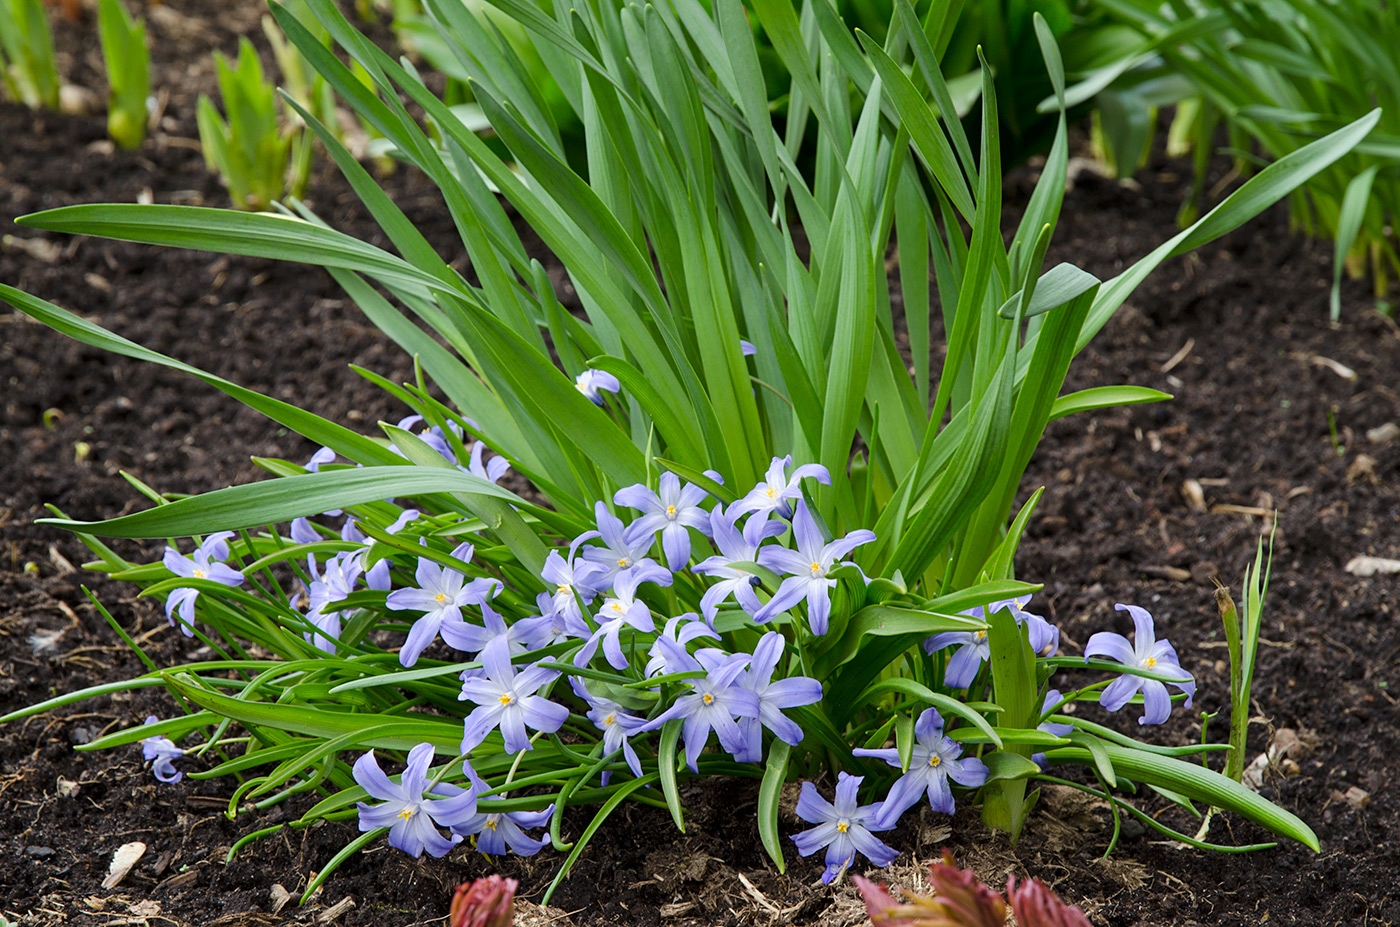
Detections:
[2, 3, 1398, 925]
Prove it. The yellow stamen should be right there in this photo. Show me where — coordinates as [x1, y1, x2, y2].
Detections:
[611, 602, 624, 613]
[484, 816, 498, 831]
[617, 558, 630, 567]
[434, 592, 448, 604]
[498, 693, 514, 706]
[975, 630, 987, 640]
[603, 713, 616, 727]
[1144, 656, 1157, 668]
[193, 568, 207, 579]
[397, 807, 415, 820]
[666, 505, 677, 517]
[928, 755, 942, 768]
[837, 821, 849, 833]
[557, 584, 572, 596]
[702, 692, 714, 705]
[765, 487, 777, 498]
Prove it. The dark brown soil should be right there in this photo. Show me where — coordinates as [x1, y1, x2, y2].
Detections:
[2, 4, 1398, 926]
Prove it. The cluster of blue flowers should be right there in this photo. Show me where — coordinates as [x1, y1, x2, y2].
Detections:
[148, 444, 1197, 879]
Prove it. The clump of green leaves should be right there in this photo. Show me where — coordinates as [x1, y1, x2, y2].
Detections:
[1080, 0, 1397, 318]
[97, 0, 151, 150]
[0, 0, 60, 110]
[196, 38, 312, 211]
[0, 0, 1368, 896]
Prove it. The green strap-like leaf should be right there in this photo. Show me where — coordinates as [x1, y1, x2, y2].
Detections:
[37, 466, 522, 539]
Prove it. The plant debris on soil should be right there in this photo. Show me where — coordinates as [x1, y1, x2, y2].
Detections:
[2, 3, 1398, 925]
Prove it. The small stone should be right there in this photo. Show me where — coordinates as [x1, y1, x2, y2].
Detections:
[1366, 422, 1400, 445]
[1343, 786, 1370, 810]
[25, 846, 56, 859]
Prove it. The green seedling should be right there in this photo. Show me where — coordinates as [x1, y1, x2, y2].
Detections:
[97, 0, 151, 150]
[196, 38, 311, 211]
[0, 0, 60, 109]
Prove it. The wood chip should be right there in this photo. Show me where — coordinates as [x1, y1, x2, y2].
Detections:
[1138, 565, 1191, 582]
[270, 884, 293, 915]
[1181, 479, 1207, 512]
[1344, 556, 1400, 577]
[1210, 503, 1272, 517]
[102, 841, 147, 889]
[1310, 355, 1357, 380]
[315, 897, 356, 924]
[1159, 337, 1195, 373]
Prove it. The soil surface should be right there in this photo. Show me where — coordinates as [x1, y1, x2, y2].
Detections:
[2, 3, 1398, 926]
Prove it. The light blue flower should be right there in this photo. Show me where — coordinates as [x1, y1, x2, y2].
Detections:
[644, 613, 719, 678]
[451, 787, 554, 857]
[1032, 688, 1075, 768]
[614, 471, 717, 570]
[468, 441, 510, 484]
[853, 707, 989, 828]
[1084, 603, 1195, 725]
[385, 541, 501, 666]
[571, 678, 648, 781]
[574, 368, 620, 406]
[459, 641, 569, 754]
[642, 649, 758, 772]
[161, 532, 244, 637]
[574, 561, 672, 670]
[577, 501, 665, 589]
[732, 455, 830, 520]
[140, 715, 183, 784]
[791, 772, 897, 884]
[923, 596, 1058, 689]
[691, 505, 785, 621]
[731, 632, 822, 762]
[753, 501, 875, 635]
[353, 743, 479, 859]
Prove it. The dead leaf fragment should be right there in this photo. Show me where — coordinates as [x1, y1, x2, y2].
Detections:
[56, 777, 81, 798]
[130, 900, 161, 917]
[1347, 454, 1378, 484]
[1343, 786, 1370, 809]
[1243, 728, 1306, 790]
[1344, 556, 1400, 577]
[102, 841, 147, 889]
[270, 884, 293, 914]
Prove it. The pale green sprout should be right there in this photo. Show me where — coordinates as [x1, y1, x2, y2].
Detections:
[97, 0, 151, 151]
[196, 38, 312, 211]
[0, 0, 1366, 894]
[0, 0, 60, 110]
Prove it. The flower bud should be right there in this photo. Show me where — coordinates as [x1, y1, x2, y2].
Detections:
[1006, 875, 1092, 927]
[449, 875, 517, 927]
